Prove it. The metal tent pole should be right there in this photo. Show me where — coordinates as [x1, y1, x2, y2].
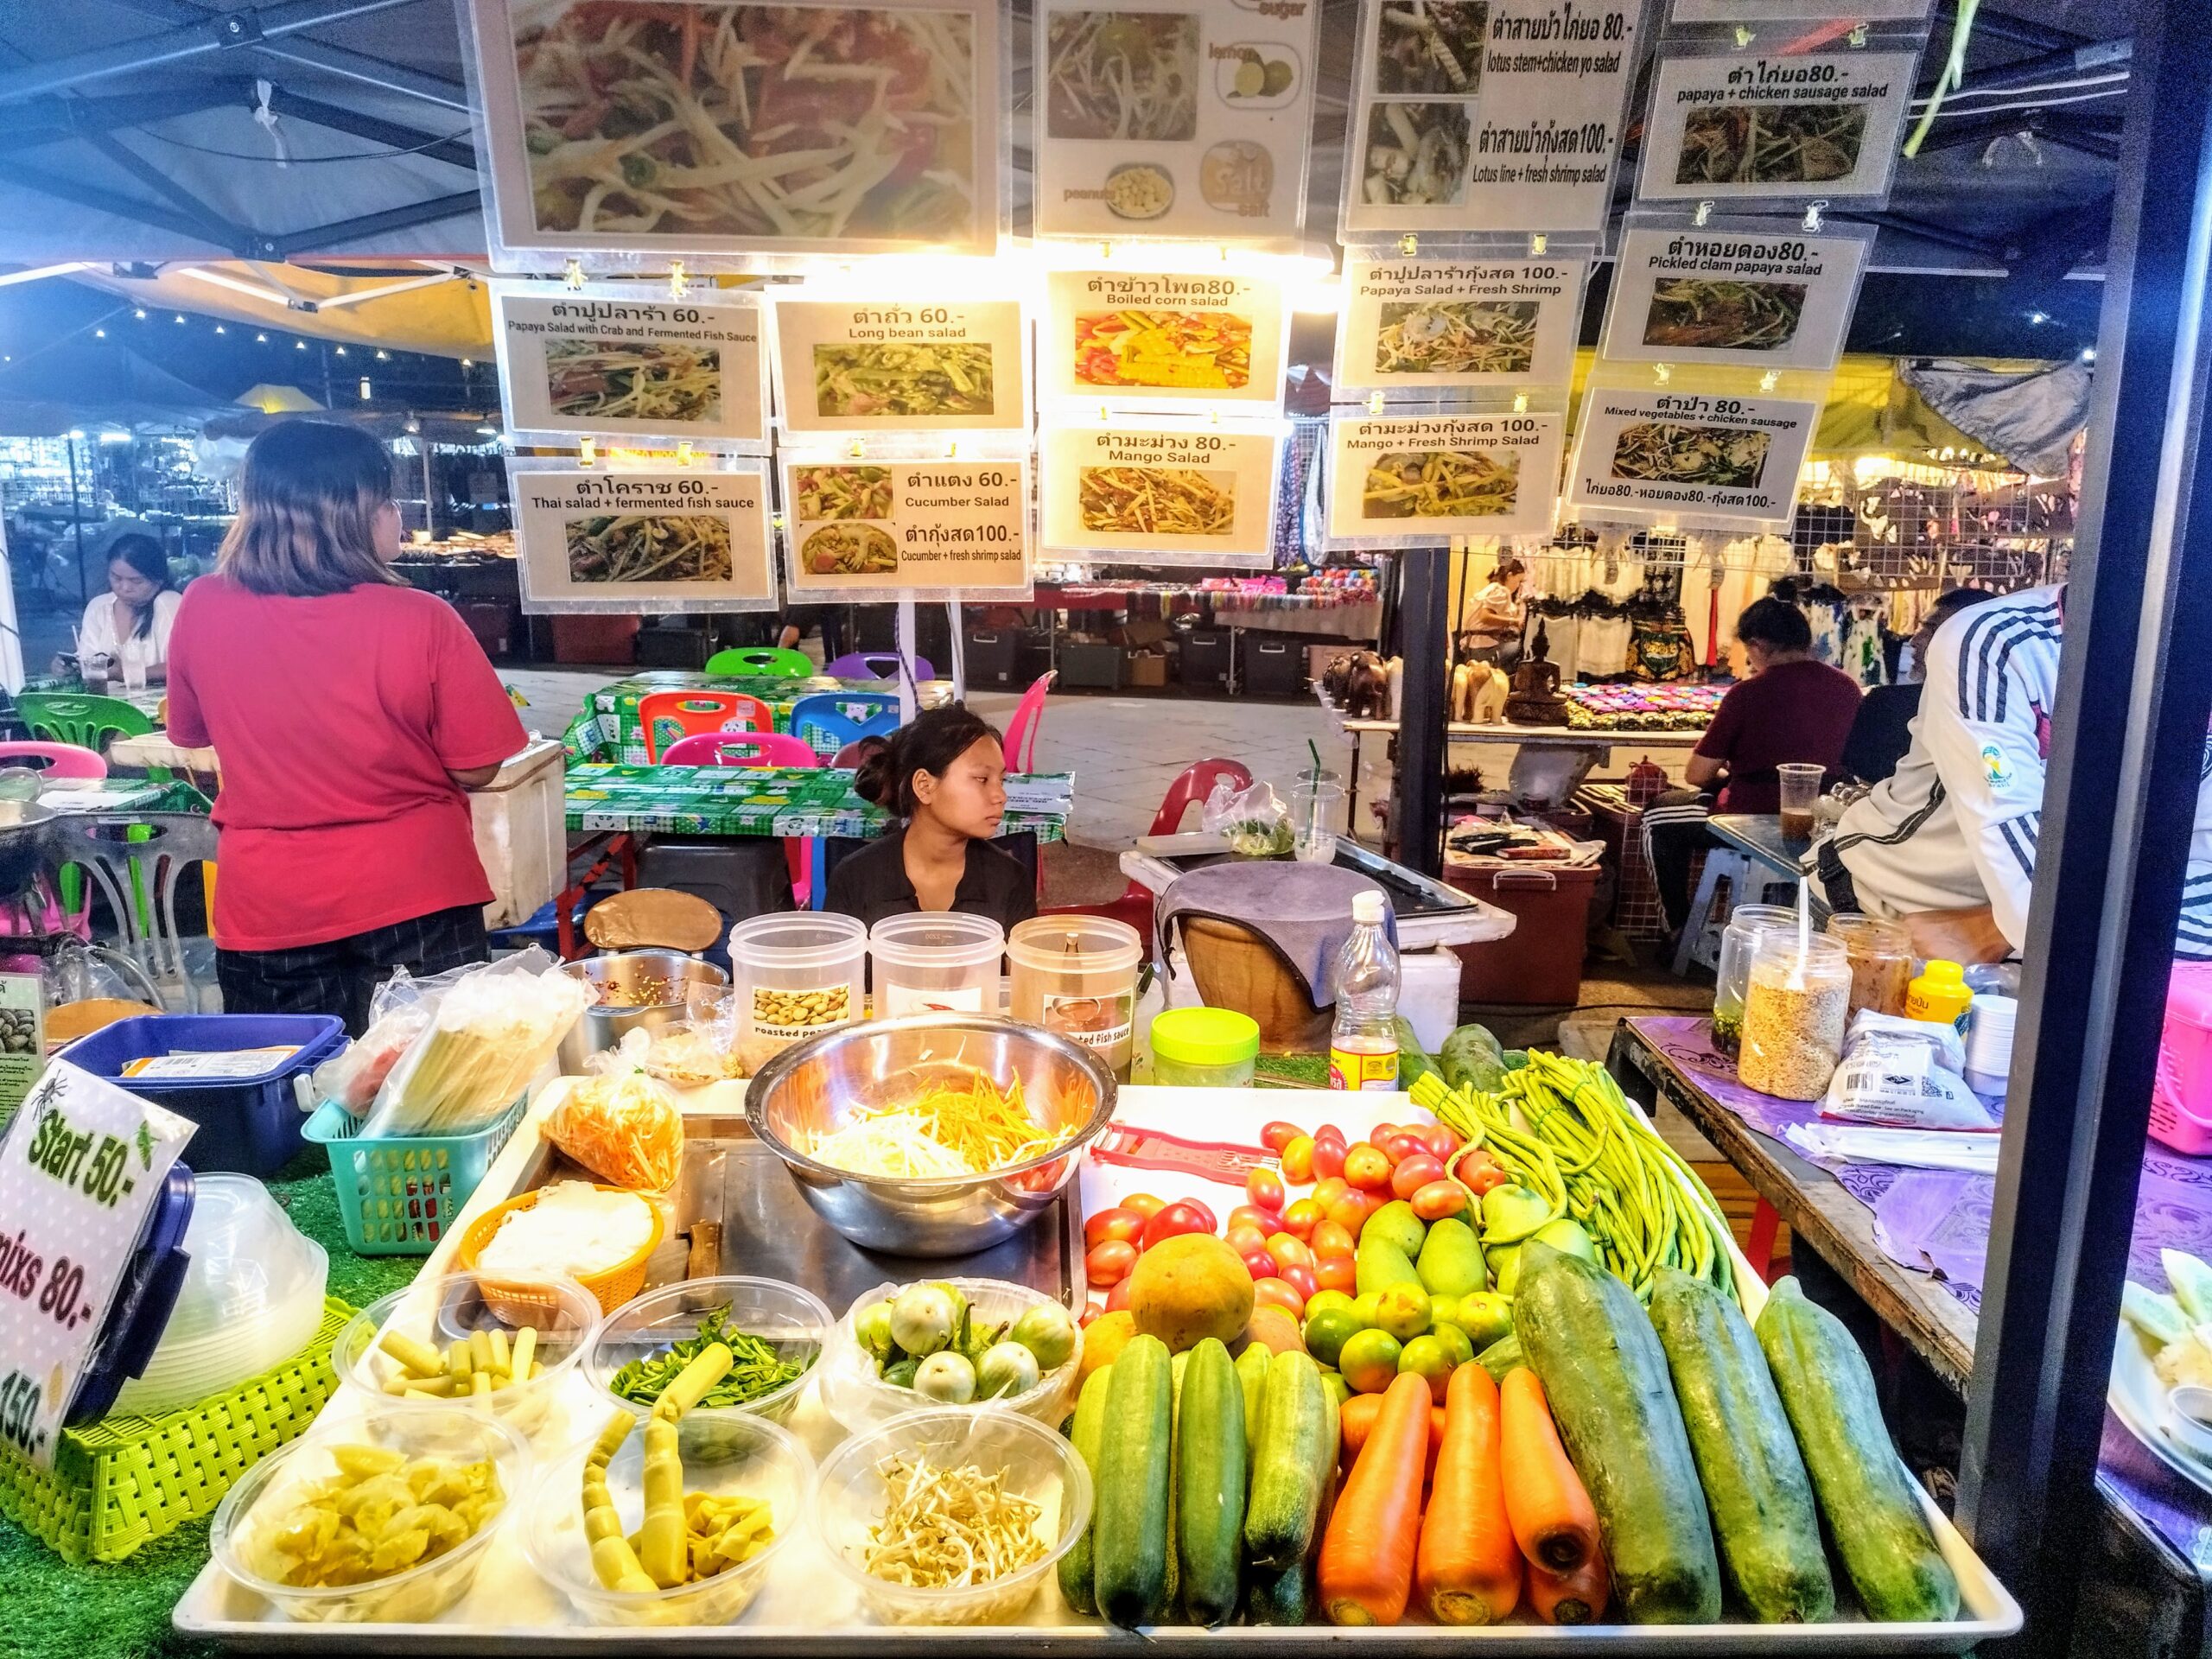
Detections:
[1958, 8, 2212, 1654]
[1395, 550, 1448, 878]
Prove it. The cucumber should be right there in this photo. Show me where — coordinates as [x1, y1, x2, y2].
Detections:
[1058, 1365, 1114, 1616]
[1242, 1556, 1313, 1625]
[1756, 1278, 1960, 1624]
[1514, 1242, 1722, 1624]
[1236, 1342, 1271, 1465]
[1476, 1332, 1522, 1382]
[1648, 1268, 1834, 1624]
[1165, 1351, 1185, 1618]
[1243, 1351, 1330, 1568]
[1441, 1023, 1508, 1093]
[1094, 1335, 1173, 1627]
[1175, 1339, 1246, 1625]
[1394, 1016, 1437, 1089]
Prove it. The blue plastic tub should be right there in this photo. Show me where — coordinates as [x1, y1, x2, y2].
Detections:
[67, 1163, 194, 1425]
[60, 1015, 346, 1176]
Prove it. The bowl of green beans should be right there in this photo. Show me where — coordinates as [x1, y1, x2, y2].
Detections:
[583, 1276, 831, 1430]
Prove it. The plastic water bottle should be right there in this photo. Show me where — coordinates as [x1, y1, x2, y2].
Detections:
[1329, 892, 1401, 1090]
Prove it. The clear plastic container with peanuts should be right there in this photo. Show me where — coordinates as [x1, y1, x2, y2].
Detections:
[728, 913, 868, 1072]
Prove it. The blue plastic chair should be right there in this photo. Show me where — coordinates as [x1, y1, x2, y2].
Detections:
[789, 690, 898, 759]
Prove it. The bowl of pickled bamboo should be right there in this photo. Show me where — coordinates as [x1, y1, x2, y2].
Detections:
[743, 1013, 1117, 1255]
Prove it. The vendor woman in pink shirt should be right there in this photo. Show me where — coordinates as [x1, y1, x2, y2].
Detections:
[167, 421, 526, 1032]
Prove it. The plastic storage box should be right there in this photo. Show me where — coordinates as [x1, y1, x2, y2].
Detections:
[1180, 629, 1231, 689]
[61, 1014, 346, 1175]
[963, 627, 1016, 685]
[1058, 639, 1124, 690]
[305, 1095, 529, 1255]
[1443, 861, 1599, 1007]
[1242, 635, 1304, 697]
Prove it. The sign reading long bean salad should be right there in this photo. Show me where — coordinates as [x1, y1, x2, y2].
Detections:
[1567, 388, 1817, 530]
[1040, 422, 1283, 563]
[781, 457, 1033, 596]
[1334, 255, 1586, 394]
[1599, 225, 1867, 372]
[1039, 270, 1287, 412]
[509, 462, 779, 612]
[467, 0, 1006, 264]
[1327, 410, 1565, 544]
[768, 294, 1030, 435]
[1636, 48, 1919, 204]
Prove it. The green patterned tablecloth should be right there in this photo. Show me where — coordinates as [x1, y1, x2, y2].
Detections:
[568, 673, 953, 765]
[567, 763, 1073, 841]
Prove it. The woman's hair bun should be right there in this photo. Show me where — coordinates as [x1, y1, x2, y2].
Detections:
[852, 734, 899, 805]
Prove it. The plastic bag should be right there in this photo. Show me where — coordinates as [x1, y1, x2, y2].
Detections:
[354, 949, 590, 1139]
[543, 1030, 684, 1190]
[1821, 1011, 1996, 1131]
[1202, 777, 1292, 858]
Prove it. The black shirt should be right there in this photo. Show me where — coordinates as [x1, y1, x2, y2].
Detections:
[823, 827, 1038, 931]
[1843, 683, 1921, 785]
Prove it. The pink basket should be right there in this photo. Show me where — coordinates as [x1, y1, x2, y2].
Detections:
[2152, 962, 2212, 1154]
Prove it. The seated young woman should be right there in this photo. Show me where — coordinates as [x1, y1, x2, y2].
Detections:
[823, 703, 1037, 931]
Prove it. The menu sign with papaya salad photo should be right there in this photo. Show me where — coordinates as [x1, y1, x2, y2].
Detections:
[1039, 270, 1287, 413]
[1334, 255, 1586, 394]
[1040, 422, 1284, 563]
[1326, 411, 1566, 544]
[780, 456, 1034, 598]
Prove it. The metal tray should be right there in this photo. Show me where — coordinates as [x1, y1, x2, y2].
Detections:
[1147, 838, 1480, 921]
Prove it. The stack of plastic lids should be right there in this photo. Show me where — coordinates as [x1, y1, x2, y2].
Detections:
[112, 1174, 328, 1419]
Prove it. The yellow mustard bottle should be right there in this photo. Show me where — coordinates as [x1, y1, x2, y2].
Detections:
[1905, 958, 1975, 1034]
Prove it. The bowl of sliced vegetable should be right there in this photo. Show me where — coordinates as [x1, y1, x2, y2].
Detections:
[818, 1277, 1082, 1435]
[582, 1276, 830, 1429]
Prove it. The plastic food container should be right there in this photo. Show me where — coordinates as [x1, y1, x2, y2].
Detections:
[811, 1407, 1091, 1626]
[817, 1278, 1083, 1435]
[523, 1410, 813, 1629]
[1738, 932, 1852, 1102]
[1711, 903, 1798, 1058]
[869, 912, 1005, 1019]
[1966, 993, 2018, 1096]
[454, 1183, 664, 1315]
[1826, 913, 1916, 1021]
[1147, 1007, 1261, 1087]
[582, 1276, 831, 1429]
[728, 913, 867, 1072]
[1007, 916, 1144, 1081]
[209, 1405, 528, 1624]
[333, 1269, 601, 1443]
[2153, 961, 2212, 1154]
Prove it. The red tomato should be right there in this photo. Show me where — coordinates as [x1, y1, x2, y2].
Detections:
[1423, 1123, 1460, 1161]
[1324, 1190, 1372, 1237]
[1279, 1198, 1322, 1240]
[1454, 1153, 1511, 1196]
[1278, 1262, 1319, 1301]
[1344, 1143, 1393, 1191]
[1390, 1154, 1446, 1200]
[1268, 1234, 1314, 1272]
[1183, 1198, 1218, 1231]
[1081, 1299, 1104, 1326]
[1084, 1207, 1146, 1249]
[1227, 1204, 1274, 1235]
[1142, 1200, 1215, 1251]
[1381, 1129, 1427, 1165]
[1225, 1222, 1270, 1255]
[1311, 1176, 1350, 1212]
[1086, 1239, 1137, 1286]
[1280, 1135, 1316, 1184]
[1106, 1274, 1134, 1312]
[1309, 1218, 1357, 1260]
[1241, 1247, 1279, 1281]
[1246, 1167, 1287, 1214]
[1260, 1120, 1303, 1154]
[1122, 1192, 1166, 1219]
[1370, 1122, 1401, 1144]
[1315, 1122, 1346, 1147]
[1313, 1127, 1348, 1179]
[1411, 1179, 1471, 1221]
[1252, 1277, 1306, 1319]
[1316, 1254, 1358, 1294]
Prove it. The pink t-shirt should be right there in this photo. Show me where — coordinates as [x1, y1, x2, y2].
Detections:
[167, 575, 527, 951]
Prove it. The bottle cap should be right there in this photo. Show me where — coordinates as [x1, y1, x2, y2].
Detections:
[1923, 959, 1967, 986]
[1352, 892, 1385, 925]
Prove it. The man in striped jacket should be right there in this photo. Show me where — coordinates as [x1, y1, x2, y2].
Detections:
[1824, 584, 2212, 963]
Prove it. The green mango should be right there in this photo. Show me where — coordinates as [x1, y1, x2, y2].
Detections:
[1355, 1236, 1421, 1297]
[1414, 1217, 1486, 1299]
[1363, 1200, 1427, 1258]
[1487, 1243, 1523, 1298]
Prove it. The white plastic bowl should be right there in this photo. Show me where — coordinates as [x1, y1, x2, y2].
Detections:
[582, 1276, 830, 1429]
[817, 1279, 1081, 1435]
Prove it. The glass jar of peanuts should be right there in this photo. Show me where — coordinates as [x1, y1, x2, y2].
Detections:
[1738, 932, 1852, 1102]
[728, 912, 868, 1073]
[1824, 913, 1915, 1021]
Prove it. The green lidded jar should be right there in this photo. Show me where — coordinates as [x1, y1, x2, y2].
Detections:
[1148, 1007, 1262, 1088]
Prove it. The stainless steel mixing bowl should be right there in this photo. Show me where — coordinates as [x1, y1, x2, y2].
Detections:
[745, 1013, 1116, 1256]
[559, 950, 729, 1071]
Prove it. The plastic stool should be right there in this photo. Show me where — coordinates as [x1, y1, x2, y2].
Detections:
[1671, 848, 1753, 976]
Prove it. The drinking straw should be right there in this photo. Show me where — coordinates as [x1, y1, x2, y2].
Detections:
[1789, 877, 1812, 989]
[1307, 739, 1323, 785]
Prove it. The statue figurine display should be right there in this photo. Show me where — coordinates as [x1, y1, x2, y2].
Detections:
[1503, 619, 1569, 726]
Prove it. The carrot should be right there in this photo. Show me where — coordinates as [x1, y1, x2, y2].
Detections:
[1499, 1367, 1601, 1575]
[1528, 1553, 1611, 1625]
[1339, 1395, 1445, 1465]
[1318, 1372, 1430, 1625]
[1415, 1363, 1522, 1625]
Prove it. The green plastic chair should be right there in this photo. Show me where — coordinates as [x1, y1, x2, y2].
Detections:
[704, 646, 815, 677]
[17, 691, 155, 753]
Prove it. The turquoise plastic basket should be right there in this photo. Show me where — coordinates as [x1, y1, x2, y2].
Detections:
[303, 1096, 527, 1255]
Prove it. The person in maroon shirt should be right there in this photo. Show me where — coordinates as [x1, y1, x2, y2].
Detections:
[168, 422, 526, 1033]
[1643, 597, 1862, 931]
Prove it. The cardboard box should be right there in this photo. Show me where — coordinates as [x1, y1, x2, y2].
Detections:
[1127, 649, 1167, 687]
[1115, 617, 1174, 649]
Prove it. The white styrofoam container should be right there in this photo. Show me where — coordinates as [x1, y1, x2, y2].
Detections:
[472, 737, 566, 930]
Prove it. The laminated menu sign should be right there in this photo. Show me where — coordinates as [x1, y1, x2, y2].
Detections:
[1567, 389, 1817, 530]
[510, 465, 778, 613]
[1335, 255, 1585, 392]
[0, 1062, 194, 1468]
[1600, 226, 1867, 372]
[1339, 0, 1643, 238]
[1040, 424, 1283, 563]
[1673, 0, 1931, 17]
[1039, 270, 1287, 411]
[467, 0, 1006, 263]
[1032, 0, 1322, 242]
[783, 458, 1033, 597]
[492, 285, 767, 448]
[1637, 50, 1920, 203]
[769, 296, 1030, 435]
[1328, 412, 1565, 543]
[0, 976, 42, 1121]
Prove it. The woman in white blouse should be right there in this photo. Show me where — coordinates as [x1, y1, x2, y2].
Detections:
[69, 533, 181, 686]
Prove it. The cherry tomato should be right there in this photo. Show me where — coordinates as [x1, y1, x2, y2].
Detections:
[1106, 1274, 1134, 1312]
[1390, 1154, 1446, 1200]
[1278, 1262, 1319, 1302]
[1324, 1190, 1372, 1237]
[1081, 1299, 1105, 1326]
[1315, 1122, 1346, 1147]
[1143, 1200, 1216, 1251]
[1121, 1192, 1166, 1219]
[1253, 1276, 1306, 1319]
[1454, 1153, 1511, 1197]
[1183, 1198, 1217, 1231]
[1280, 1198, 1323, 1240]
[1261, 1120, 1303, 1154]
[1226, 1222, 1270, 1256]
[1370, 1122, 1401, 1143]
[1084, 1207, 1146, 1249]
[1423, 1123, 1461, 1161]
[1310, 1218, 1357, 1260]
[1086, 1239, 1137, 1286]
[1312, 1176, 1351, 1212]
[1246, 1167, 1287, 1214]
[1411, 1179, 1471, 1221]
[1381, 1129, 1427, 1165]
[1280, 1135, 1316, 1183]
[1241, 1248, 1279, 1281]
[1316, 1254, 1358, 1294]
[1227, 1204, 1274, 1236]
[1344, 1143, 1393, 1192]
[1268, 1234, 1314, 1273]
[1313, 1129, 1348, 1180]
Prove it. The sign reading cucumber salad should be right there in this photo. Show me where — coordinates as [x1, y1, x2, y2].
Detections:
[770, 296, 1029, 436]
[492, 285, 767, 447]
[1040, 270, 1287, 410]
[784, 459, 1033, 596]
[1328, 412, 1564, 543]
[1601, 226, 1867, 372]
[1041, 424, 1282, 563]
[509, 465, 778, 612]
[1568, 390, 1817, 530]
[1336, 256, 1585, 393]
[1637, 49, 1919, 203]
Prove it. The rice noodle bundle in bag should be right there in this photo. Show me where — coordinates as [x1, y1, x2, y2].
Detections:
[355, 949, 591, 1138]
[543, 1030, 685, 1191]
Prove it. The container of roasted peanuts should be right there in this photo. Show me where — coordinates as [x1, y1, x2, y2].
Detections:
[728, 912, 868, 1072]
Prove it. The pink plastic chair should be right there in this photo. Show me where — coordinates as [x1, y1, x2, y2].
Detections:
[0, 741, 105, 779]
[639, 689, 775, 762]
[660, 731, 822, 768]
[1150, 758, 1252, 836]
[1002, 670, 1056, 773]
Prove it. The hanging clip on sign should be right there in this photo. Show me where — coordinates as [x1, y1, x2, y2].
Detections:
[507, 456, 779, 613]
[1566, 385, 1818, 531]
[1333, 244, 1591, 398]
[1599, 216, 1872, 372]
[1039, 418, 1286, 564]
[781, 452, 1033, 601]
[1039, 268, 1288, 415]
[767, 291, 1032, 438]
[1326, 405, 1566, 548]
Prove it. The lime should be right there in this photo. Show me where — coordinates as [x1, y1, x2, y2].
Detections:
[1454, 1290, 1515, 1349]
[1318, 1367, 1351, 1407]
[1430, 1321, 1476, 1370]
[1350, 1291, 1383, 1329]
[1398, 1333, 1456, 1402]
[1338, 1327, 1403, 1395]
[1304, 1288, 1358, 1325]
[1302, 1306, 1363, 1370]
[1374, 1282, 1433, 1343]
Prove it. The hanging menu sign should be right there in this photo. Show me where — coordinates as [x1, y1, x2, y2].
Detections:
[492, 285, 768, 448]
[769, 296, 1029, 437]
[0, 1063, 194, 1469]
[1674, 0, 1931, 19]
[783, 458, 1033, 596]
[1335, 255, 1585, 394]
[1567, 389, 1817, 529]
[510, 464, 778, 613]
[1040, 423, 1283, 563]
[1033, 0, 1322, 242]
[1339, 0, 1643, 239]
[1600, 226, 1866, 371]
[1039, 270, 1287, 411]
[1637, 49, 1918, 204]
[1327, 411, 1564, 543]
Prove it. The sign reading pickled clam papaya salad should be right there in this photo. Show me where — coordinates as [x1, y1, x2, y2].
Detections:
[509, 463, 778, 612]
[1041, 423, 1283, 563]
[1327, 411, 1565, 543]
[1039, 270, 1286, 411]
[492, 284, 768, 447]
[768, 295, 1030, 435]
[1637, 48, 1919, 204]
[1567, 389, 1817, 530]
[467, 0, 1006, 262]
[781, 457, 1033, 596]
[1033, 0, 1322, 241]
[1600, 226, 1867, 372]
[1335, 255, 1585, 394]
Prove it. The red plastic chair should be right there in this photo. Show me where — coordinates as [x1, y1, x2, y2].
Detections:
[1002, 670, 1056, 773]
[660, 731, 822, 768]
[0, 741, 105, 779]
[639, 690, 775, 762]
[1038, 758, 1254, 940]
